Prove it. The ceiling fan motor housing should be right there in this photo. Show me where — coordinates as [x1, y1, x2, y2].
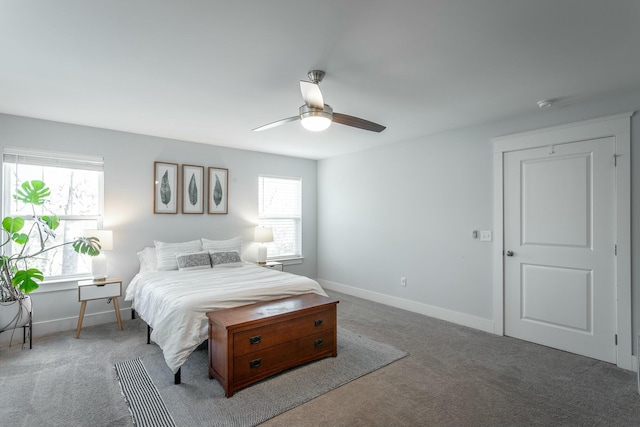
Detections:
[299, 104, 333, 119]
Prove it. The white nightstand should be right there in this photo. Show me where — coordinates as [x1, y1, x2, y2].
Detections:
[260, 261, 283, 271]
[76, 278, 123, 338]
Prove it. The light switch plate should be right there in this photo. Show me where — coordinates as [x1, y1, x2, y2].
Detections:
[480, 230, 492, 242]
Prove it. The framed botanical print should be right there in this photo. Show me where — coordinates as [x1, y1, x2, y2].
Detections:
[154, 161, 178, 214]
[182, 164, 204, 214]
[208, 167, 228, 214]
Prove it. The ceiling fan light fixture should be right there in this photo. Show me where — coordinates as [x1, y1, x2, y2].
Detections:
[299, 104, 333, 132]
[301, 116, 331, 132]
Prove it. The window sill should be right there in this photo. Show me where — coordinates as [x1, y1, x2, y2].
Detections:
[42, 275, 94, 285]
[31, 275, 95, 294]
[268, 257, 304, 266]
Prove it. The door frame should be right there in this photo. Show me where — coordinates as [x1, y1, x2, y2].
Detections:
[491, 112, 634, 371]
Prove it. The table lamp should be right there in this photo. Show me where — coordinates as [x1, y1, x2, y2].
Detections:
[83, 229, 113, 279]
[254, 226, 273, 264]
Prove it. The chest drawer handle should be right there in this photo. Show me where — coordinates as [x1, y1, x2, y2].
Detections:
[249, 358, 262, 369]
[314, 339, 324, 347]
[249, 335, 262, 345]
[314, 319, 323, 327]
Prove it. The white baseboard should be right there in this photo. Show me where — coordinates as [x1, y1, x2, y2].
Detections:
[318, 279, 495, 334]
[0, 308, 131, 344]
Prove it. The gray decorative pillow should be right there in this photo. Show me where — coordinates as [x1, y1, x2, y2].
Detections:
[176, 251, 212, 271]
[210, 251, 243, 268]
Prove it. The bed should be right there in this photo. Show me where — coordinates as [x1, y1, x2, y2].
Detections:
[124, 238, 328, 379]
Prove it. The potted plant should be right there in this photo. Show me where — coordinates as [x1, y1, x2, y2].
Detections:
[0, 180, 100, 343]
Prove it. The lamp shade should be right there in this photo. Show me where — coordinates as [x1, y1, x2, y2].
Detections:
[83, 229, 113, 250]
[254, 226, 273, 243]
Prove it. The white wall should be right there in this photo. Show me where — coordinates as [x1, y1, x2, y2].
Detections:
[0, 113, 317, 339]
[317, 88, 640, 342]
[3, 87, 639, 351]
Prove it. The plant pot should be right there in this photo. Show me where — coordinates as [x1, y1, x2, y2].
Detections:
[0, 295, 32, 332]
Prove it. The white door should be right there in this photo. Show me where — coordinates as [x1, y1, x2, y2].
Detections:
[503, 137, 616, 363]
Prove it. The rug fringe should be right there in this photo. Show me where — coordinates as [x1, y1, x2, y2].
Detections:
[114, 365, 136, 424]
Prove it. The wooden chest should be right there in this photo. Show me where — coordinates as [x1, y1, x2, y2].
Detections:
[207, 293, 339, 397]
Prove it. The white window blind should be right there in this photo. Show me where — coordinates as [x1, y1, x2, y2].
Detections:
[3, 148, 104, 171]
[3, 147, 104, 280]
[258, 176, 302, 259]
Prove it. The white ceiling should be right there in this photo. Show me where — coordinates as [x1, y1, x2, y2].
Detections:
[2, 1, 640, 160]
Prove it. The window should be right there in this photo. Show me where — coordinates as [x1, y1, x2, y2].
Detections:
[258, 175, 302, 259]
[3, 148, 104, 280]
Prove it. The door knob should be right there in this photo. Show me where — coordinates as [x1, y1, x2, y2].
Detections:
[506, 250, 514, 257]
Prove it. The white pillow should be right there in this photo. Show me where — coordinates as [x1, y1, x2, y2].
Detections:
[137, 247, 158, 273]
[210, 251, 243, 268]
[201, 236, 242, 257]
[154, 240, 203, 271]
[176, 251, 212, 271]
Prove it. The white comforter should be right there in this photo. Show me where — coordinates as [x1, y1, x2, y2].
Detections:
[125, 263, 327, 373]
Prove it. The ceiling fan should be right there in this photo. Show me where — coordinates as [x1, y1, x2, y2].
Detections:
[252, 70, 386, 133]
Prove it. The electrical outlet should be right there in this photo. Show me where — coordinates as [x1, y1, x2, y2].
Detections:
[400, 277, 407, 287]
[480, 230, 492, 242]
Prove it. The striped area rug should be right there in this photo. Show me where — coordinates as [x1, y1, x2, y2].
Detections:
[115, 328, 407, 427]
[115, 358, 176, 427]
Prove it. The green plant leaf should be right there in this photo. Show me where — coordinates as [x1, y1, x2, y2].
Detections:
[13, 180, 50, 205]
[12, 268, 44, 294]
[72, 237, 101, 257]
[41, 215, 60, 231]
[12, 233, 29, 245]
[2, 216, 24, 233]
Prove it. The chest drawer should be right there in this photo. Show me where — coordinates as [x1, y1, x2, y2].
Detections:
[233, 308, 336, 356]
[78, 281, 121, 301]
[207, 293, 339, 397]
[234, 330, 335, 382]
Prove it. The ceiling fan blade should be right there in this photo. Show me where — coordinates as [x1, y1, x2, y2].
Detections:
[252, 116, 299, 132]
[300, 81, 324, 109]
[333, 113, 386, 133]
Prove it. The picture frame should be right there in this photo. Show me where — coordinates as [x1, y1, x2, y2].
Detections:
[208, 167, 228, 214]
[182, 164, 204, 214]
[154, 161, 179, 214]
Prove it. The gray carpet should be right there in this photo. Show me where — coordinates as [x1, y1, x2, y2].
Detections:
[116, 328, 407, 427]
[1, 290, 639, 426]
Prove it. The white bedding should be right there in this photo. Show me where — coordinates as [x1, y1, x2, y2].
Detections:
[124, 263, 328, 373]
